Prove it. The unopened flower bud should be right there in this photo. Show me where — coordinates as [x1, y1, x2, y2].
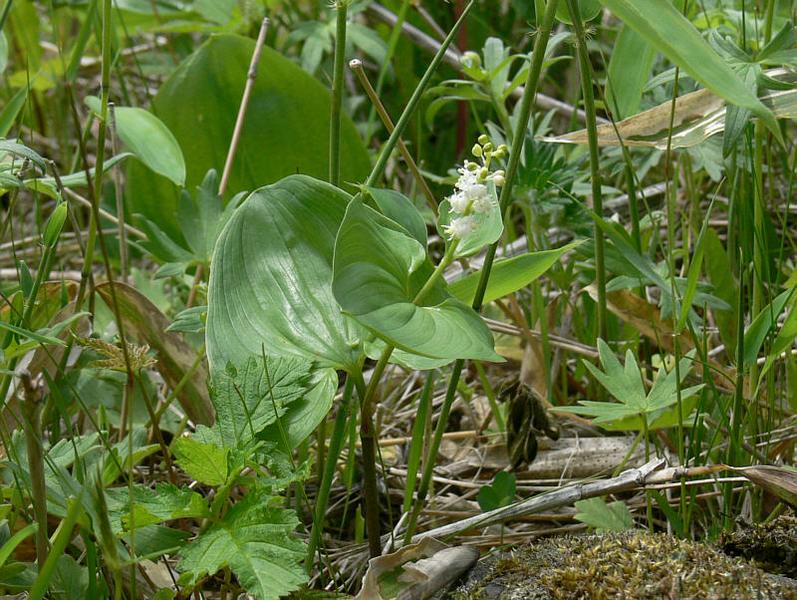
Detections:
[43, 202, 68, 247]
[471, 144, 483, 158]
[478, 134, 490, 145]
[482, 142, 493, 153]
[467, 162, 479, 171]
[461, 51, 481, 68]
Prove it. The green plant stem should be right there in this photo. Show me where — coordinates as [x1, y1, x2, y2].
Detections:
[0, 0, 12, 33]
[306, 377, 354, 569]
[353, 223, 460, 557]
[402, 373, 434, 514]
[404, 0, 560, 543]
[364, 0, 412, 141]
[76, 0, 113, 310]
[29, 496, 84, 600]
[565, 0, 606, 343]
[365, 1, 475, 187]
[329, 2, 348, 187]
[21, 374, 47, 568]
[350, 369, 382, 557]
[413, 241, 459, 304]
[404, 359, 463, 543]
[350, 59, 438, 210]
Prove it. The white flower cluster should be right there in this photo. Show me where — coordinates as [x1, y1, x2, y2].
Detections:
[443, 136, 508, 241]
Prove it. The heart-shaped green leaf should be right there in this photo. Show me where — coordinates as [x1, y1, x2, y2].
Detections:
[206, 175, 365, 373]
[332, 199, 501, 364]
[126, 34, 370, 239]
[363, 186, 427, 247]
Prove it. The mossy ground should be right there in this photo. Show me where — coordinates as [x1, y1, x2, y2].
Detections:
[720, 512, 797, 578]
[447, 529, 797, 599]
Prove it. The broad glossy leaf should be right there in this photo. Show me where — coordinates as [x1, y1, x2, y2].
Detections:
[448, 242, 581, 305]
[126, 34, 370, 239]
[364, 186, 427, 246]
[85, 96, 185, 186]
[596, 0, 777, 134]
[332, 199, 501, 363]
[207, 175, 364, 372]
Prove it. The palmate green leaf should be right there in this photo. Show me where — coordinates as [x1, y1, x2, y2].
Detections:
[574, 497, 633, 532]
[554, 341, 702, 430]
[332, 199, 501, 364]
[85, 96, 185, 186]
[596, 0, 778, 137]
[207, 175, 364, 373]
[448, 242, 582, 306]
[126, 34, 370, 239]
[178, 491, 307, 600]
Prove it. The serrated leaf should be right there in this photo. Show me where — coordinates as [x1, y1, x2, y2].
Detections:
[574, 497, 633, 532]
[172, 437, 229, 486]
[204, 355, 313, 450]
[106, 483, 210, 535]
[178, 491, 307, 600]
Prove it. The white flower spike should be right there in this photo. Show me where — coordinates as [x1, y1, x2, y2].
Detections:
[444, 215, 478, 240]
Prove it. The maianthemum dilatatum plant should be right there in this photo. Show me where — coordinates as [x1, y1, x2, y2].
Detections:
[204, 0, 572, 563]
